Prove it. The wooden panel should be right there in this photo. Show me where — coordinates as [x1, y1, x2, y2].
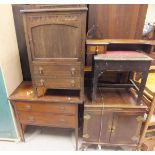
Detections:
[15, 102, 76, 115]
[88, 4, 148, 39]
[110, 112, 144, 144]
[17, 111, 75, 128]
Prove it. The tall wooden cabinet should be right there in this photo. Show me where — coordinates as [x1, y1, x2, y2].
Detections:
[21, 5, 87, 99]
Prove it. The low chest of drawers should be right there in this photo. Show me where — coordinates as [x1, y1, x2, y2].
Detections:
[9, 82, 82, 150]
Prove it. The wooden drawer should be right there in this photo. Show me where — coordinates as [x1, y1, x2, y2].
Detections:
[15, 102, 76, 115]
[33, 77, 80, 89]
[32, 62, 81, 78]
[17, 111, 75, 128]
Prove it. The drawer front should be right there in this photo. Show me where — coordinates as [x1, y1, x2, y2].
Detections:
[17, 111, 75, 128]
[33, 77, 80, 89]
[15, 102, 76, 115]
[32, 62, 81, 78]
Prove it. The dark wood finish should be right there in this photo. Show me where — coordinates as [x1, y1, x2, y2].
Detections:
[92, 51, 152, 103]
[9, 82, 80, 150]
[12, 5, 31, 81]
[81, 88, 147, 150]
[21, 5, 87, 99]
[88, 4, 148, 39]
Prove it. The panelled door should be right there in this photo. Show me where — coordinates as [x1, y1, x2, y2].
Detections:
[83, 110, 113, 143]
[110, 112, 144, 144]
[25, 12, 82, 62]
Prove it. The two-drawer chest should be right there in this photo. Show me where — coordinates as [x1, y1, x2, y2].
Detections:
[9, 82, 82, 150]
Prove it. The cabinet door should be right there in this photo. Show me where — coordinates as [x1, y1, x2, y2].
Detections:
[24, 13, 82, 61]
[110, 112, 144, 144]
[83, 110, 113, 143]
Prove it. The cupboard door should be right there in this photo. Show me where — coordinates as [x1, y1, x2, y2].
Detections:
[25, 13, 82, 61]
[110, 112, 144, 144]
[83, 110, 113, 143]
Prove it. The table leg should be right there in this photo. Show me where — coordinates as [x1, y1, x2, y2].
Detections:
[137, 71, 149, 104]
[75, 104, 78, 151]
[92, 67, 99, 101]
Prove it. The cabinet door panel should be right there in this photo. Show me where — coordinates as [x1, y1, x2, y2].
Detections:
[32, 24, 80, 59]
[110, 112, 144, 144]
[26, 14, 81, 61]
[83, 110, 113, 143]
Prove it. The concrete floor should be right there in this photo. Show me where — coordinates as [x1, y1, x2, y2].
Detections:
[0, 125, 125, 151]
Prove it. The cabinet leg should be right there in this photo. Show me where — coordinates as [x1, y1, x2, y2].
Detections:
[75, 127, 78, 151]
[80, 143, 89, 151]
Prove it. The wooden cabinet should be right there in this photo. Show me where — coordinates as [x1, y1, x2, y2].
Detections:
[83, 109, 144, 145]
[21, 5, 87, 98]
[81, 88, 147, 150]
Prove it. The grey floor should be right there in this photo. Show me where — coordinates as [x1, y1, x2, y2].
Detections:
[0, 125, 127, 151]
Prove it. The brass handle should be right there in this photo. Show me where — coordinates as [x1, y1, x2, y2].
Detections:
[39, 67, 43, 75]
[59, 106, 65, 112]
[71, 80, 75, 87]
[40, 79, 45, 86]
[71, 68, 76, 75]
[59, 118, 65, 123]
[111, 126, 116, 133]
[28, 116, 35, 122]
[95, 46, 99, 54]
[25, 105, 32, 110]
[83, 134, 89, 139]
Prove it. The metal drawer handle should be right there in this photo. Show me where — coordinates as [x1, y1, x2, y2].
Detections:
[59, 118, 65, 123]
[40, 79, 45, 86]
[71, 68, 76, 75]
[71, 80, 75, 87]
[25, 105, 32, 110]
[28, 116, 35, 122]
[39, 67, 43, 75]
[59, 106, 65, 112]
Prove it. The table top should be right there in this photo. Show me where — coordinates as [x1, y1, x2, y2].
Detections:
[94, 51, 153, 61]
[86, 39, 155, 46]
[9, 81, 82, 104]
[85, 87, 147, 110]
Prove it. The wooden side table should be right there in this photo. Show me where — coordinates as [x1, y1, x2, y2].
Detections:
[92, 51, 152, 104]
[9, 82, 82, 150]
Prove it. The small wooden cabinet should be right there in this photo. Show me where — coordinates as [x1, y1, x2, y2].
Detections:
[81, 88, 147, 150]
[21, 5, 87, 99]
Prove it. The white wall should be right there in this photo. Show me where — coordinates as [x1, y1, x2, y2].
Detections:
[0, 4, 23, 96]
[145, 4, 155, 23]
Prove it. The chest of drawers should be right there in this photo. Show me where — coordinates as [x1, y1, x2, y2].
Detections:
[9, 82, 81, 150]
